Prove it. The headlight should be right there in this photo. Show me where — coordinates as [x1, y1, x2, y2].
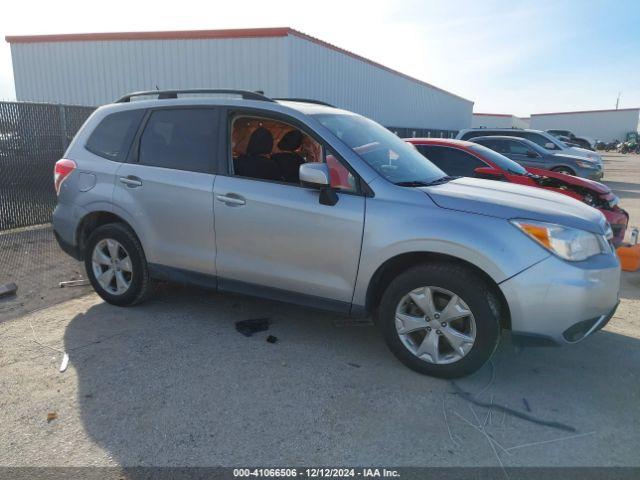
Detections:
[511, 220, 610, 261]
[576, 160, 597, 169]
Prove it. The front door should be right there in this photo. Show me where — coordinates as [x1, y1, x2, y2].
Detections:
[213, 112, 365, 308]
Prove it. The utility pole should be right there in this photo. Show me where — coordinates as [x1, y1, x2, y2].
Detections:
[616, 91, 621, 109]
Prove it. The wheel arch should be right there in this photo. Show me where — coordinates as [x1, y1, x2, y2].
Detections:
[75, 211, 139, 259]
[364, 251, 511, 330]
[551, 165, 576, 175]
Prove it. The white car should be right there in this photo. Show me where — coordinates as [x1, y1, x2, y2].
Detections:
[456, 128, 603, 167]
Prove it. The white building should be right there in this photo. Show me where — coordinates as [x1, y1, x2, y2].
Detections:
[6, 27, 473, 135]
[530, 108, 640, 143]
[472, 113, 529, 129]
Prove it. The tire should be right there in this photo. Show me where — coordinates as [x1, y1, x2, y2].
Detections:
[552, 166, 575, 176]
[375, 262, 501, 378]
[84, 223, 153, 306]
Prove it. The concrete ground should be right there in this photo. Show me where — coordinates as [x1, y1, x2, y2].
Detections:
[0, 153, 638, 469]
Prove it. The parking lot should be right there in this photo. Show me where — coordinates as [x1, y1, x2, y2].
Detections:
[0, 153, 638, 469]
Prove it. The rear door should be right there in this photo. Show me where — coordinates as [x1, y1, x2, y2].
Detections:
[113, 107, 220, 277]
[212, 109, 365, 309]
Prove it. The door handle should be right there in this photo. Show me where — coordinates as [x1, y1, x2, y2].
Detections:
[119, 176, 143, 187]
[216, 194, 246, 206]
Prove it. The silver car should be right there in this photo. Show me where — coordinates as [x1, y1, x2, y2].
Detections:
[456, 127, 603, 166]
[53, 89, 620, 378]
[471, 135, 603, 180]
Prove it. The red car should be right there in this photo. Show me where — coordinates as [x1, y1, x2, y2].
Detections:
[406, 138, 629, 246]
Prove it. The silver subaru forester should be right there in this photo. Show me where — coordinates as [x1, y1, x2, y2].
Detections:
[53, 89, 620, 378]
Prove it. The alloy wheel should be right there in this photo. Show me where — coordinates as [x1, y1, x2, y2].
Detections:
[91, 238, 133, 295]
[394, 286, 476, 364]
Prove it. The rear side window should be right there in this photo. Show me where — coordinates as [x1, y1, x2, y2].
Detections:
[139, 109, 218, 173]
[85, 109, 144, 162]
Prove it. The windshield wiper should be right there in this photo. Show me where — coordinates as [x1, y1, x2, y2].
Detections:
[395, 175, 458, 187]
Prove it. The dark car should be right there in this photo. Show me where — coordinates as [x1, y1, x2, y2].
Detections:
[547, 129, 594, 151]
[471, 136, 603, 180]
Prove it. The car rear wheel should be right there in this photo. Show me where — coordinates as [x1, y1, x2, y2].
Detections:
[85, 223, 153, 306]
[375, 263, 501, 378]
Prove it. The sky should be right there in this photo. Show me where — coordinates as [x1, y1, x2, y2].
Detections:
[1, 0, 639, 117]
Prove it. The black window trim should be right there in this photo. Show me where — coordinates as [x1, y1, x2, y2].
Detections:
[84, 109, 146, 163]
[126, 105, 223, 175]
[223, 107, 369, 197]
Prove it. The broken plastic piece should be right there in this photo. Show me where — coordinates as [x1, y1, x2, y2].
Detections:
[0, 282, 17, 299]
[59, 279, 90, 288]
[235, 318, 270, 337]
[59, 353, 69, 372]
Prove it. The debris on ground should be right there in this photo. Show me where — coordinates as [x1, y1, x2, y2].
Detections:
[235, 318, 270, 337]
[347, 362, 361, 368]
[523, 398, 532, 412]
[0, 282, 18, 299]
[58, 279, 90, 288]
[59, 353, 69, 372]
[266, 335, 278, 344]
[46, 412, 58, 423]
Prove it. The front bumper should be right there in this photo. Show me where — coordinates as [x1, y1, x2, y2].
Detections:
[587, 169, 603, 180]
[602, 208, 629, 247]
[500, 252, 620, 345]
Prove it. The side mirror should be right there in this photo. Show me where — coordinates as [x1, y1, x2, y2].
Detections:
[300, 163, 330, 188]
[473, 166, 504, 178]
[526, 150, 538, 158]
[299, 163, 338, 206]
[544, 142, 556, 150]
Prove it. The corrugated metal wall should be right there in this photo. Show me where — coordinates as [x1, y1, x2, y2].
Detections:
[471, 114, 529, 129]
[10, 37, 289, 105]
[471, 115, 515, 128]
[286, 35, 472, 131]
[9, 33, 473, 131]
[529, 109, 640, 143]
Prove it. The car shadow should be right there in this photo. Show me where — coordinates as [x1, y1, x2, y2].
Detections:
[63, 286, 640, 469]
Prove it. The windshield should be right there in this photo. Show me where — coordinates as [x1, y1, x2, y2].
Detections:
[467, 144, 528, 175]
[313, 113, 445, 184]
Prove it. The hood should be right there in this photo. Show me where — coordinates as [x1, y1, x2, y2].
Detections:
[421, 177, 606, 234]
[526, 167, 611, 194]
[566, 146, 602, 162]
[553, 152, 599, 163]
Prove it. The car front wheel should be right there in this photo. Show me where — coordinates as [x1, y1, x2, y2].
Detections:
[376, 263, 501, 378]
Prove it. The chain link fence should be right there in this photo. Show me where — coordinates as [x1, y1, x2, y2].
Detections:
[1, 101, 96, 320]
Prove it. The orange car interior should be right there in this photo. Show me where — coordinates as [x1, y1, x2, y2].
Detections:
[231, 117, 353, 190]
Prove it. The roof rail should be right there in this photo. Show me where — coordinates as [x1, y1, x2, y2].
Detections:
[274, 98, 334, 107]
[114, 89, 274, 103]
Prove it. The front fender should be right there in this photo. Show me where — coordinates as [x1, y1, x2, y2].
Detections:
[352, 187, 550, 308]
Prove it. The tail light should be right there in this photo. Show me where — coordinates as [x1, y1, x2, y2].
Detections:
[54, 159, 76, 195]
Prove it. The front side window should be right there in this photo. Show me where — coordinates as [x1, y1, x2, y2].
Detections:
[523, 132, 560, 150]
[505, 139, 530, 155]
[314, 113, 445, 185]
[139, 109, 218, 172]
[230, 115, 356, 192]
[85, 109, 145, 162]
